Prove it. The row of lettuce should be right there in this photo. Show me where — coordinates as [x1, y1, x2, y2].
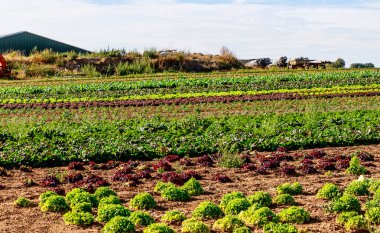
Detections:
[1, 109, 380, 167]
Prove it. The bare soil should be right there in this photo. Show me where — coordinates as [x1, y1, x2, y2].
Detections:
[1, 144, 380, 233]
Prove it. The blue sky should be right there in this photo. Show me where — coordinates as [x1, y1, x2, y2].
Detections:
[2, 0, 380, 66]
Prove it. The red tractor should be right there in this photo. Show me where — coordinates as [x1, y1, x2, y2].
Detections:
[0, 54, 11, 78]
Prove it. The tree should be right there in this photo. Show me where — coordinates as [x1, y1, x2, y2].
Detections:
[332, 58, 345, 68]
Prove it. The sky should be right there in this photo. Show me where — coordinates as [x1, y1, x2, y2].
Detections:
[2, 0, 380, 66]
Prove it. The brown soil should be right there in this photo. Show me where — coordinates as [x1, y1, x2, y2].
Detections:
[1, 144, 380, 233]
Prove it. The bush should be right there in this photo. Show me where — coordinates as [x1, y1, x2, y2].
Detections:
[143, 223, 175, 233]
[97, 204, 131, 222]
[248, 191, 272, 207]
[263, 222, 298, 233]
[39, 191, 58, 206]
[212, 215, 245, 233]
[344, 215, 368, 231]
[14, 197, 32, 207]
[239, 207, 278, 227]
[330, 194, 361, 213]
[99, 195, 122, 207]
[225, 198, 251, 215]
[63, 211, 95, 226]
[40, 195, 69, 212]
[273, 194, 295, 206]
[162, 210, 187, 223]
[182, 178, 204, 196]
[277, 182, 302, 195]
[102, 216, 136, 233]
[336, 211, 359, 224]
[70, 192, 98, 208]
[181, 219, 210, 233]
[154, 182, 176, 193]
[128, 211, 155, 227]
[95, 187, 117, 200]
[161, 187, 190, 202]
[344, 180, 369, 196]
[316, 183, 341, 200]
[71, 202, 92, 212]
[129, 192, 157, 210]
[220, 192, 246, 210]
[365, 207, 380, 224]
[233, 226, 251, 233]
[192, 201, 223, 220]
[346, 156, 367, 175]
[278, 206, 310, 224]
[65, 188, 86, 205]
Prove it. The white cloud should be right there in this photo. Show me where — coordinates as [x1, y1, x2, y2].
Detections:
[1, 0, 379, 66]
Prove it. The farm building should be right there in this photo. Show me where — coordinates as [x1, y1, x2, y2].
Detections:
[0, 31, 90, 54]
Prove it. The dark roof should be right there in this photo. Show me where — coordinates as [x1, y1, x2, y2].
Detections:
[0, 31, 91, 54]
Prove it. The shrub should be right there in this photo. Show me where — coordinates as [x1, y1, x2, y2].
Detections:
[225, 198, 251, 215]
[336, 211, 359, 224]
[263, 222, 298, 233]
[212, 215, 245, 233]
[65, 188, 86, 205]
[365, 207, 380, 224]
[143, 223, 175, 233]
[102, 216, 136, 233]
[40, 195, 69, 212]
[220, 192, 246, 210]
[162, 210, 187, 223]
[239, 207, 278, 227]
[344, 215, 368, 231]
[71, 202, 92, 212]
[181, 219, 211, 233]
[344, 180, 369, 196]
[161, 187, 190, 202]
[63, 211, 95, 226]
[70, 192, 98, 208]
[129, 211, 155, 227]
[278, 206, 310, 224]
[316, 183, 341, 200]
[129, 192, 157, 210]
[95, 187, 117, 200]
[346, 156, 367, 175]
[330, 194, 361, 213]
[14, 197, 32, 208]
[273, 194, 295, 206]
[97, 204, 131, 222]
[39, 191, 58, 206]
[248, 191, 272, 207]
[182, 178, 204, 196]
[277, 182, 302, 195]
[99, 195, 122, 207]
[154, 181, 176, 193]
[233, 226, 251, 233]
[192, 201, 223, 220]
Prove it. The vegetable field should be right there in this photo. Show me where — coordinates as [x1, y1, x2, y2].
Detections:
[1, 69, 380, 233]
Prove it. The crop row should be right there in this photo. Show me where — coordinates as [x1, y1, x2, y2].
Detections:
[0, 70, 379, 99]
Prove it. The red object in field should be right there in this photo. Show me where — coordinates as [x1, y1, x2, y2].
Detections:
[0, 54, 11, 78]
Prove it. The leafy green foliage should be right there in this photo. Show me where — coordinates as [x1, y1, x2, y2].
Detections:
[344, 215, 368, 231]
[192, 201, 223, 220]
[65, 188, 86, 206]
[128, 211, 155, 227]
[212, 215, 245, 233]
[94, 187, 117, 200]
[344, 180, 369, 196]
[330, 194, 361, 213]
[182, 178, 204, 196]
[218, 153, 245, 168]
[40, 195, 69, 212]
[277, 182, 302, 195]
[248, 191, 272, 207]
[239, 207, 278, 227]
[162, 210, 187, 223]
[70, 192, 98, 208]
[99, 195, 122, 207]
[220, 192, 246, 210]
[97, 204, 131, 222]
[102, 216, 136, 233]
[181, 219, 211, 233]
[14, 197, 32, 208]
[63, 211, 95, 226]
[263, 222, 298, 233]
[71, 202, 92, 213]
[39, 191, 58, 206]
[278, 206, 310, 224]
[316, 183, 341, 200]
[161, 187, 190, 202]
[233, 226, 251, 233]
[225, 198, 251, 215]
[129, 192, 157, 210]
[365, 207, 380, 224]
[346, 156, 367, 175]
[336, 211, 359, 225]
[273, 194, 295, 206]
[154, 182, 176, 193]
[369, 180, 380, 193]
[143, 223, 175, 233]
